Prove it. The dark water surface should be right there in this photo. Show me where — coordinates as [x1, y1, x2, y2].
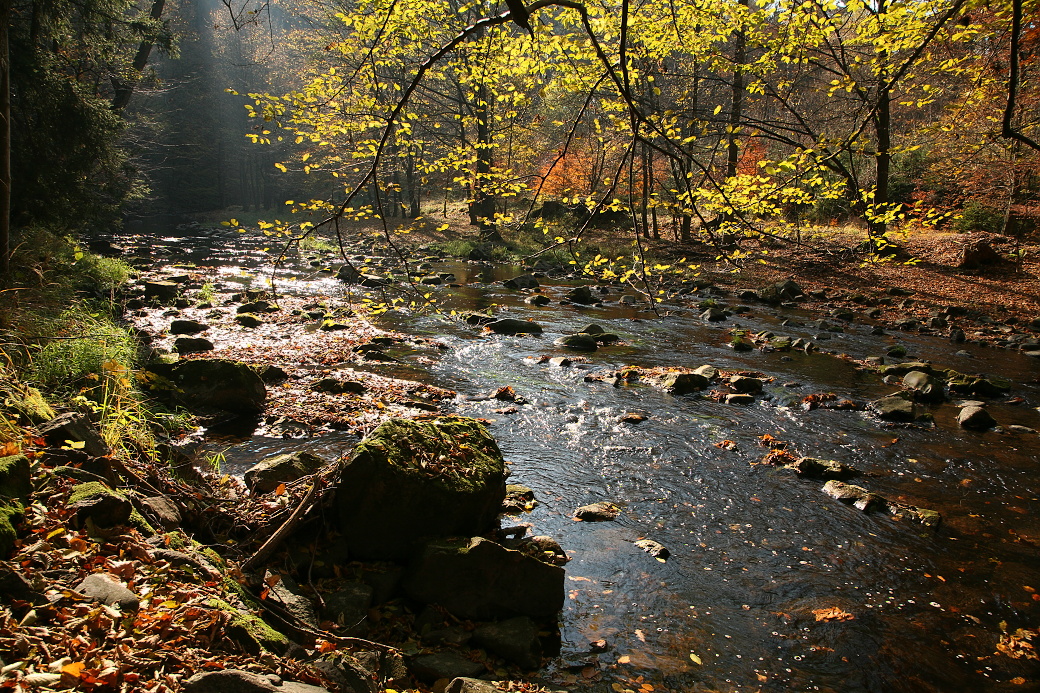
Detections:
[119, 225, 1040, 692]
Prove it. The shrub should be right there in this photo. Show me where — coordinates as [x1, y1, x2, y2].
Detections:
[954, 202, 1005, 233]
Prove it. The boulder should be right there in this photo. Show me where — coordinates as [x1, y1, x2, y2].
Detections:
[465, 313, 495, 326]
[264, 572, 319, 627]
[579, 324, 604, 335]
[174, 337, 215, 353]
[554, 334, 598, 351]
[693, 365, 718, 379]
[170, 319, 209, 335]
[75, 572, 140, 611]
[38, 412, 110, 458]
[729, 376, 764, 394]
[525, 294, 551, 306]
[69, 482, 133, 528]
[757, 279, 803, 304]
[0, 499, 23, 558]
[878, 361, 934, 377]
[868, 395, 917, 422]
[821, 480, 884, 511]
[311, 378, 366, 395]
[324, 582, 373, 632]
[143, 281, 180, 303]
[902, 370, 945, 403]
[445, 679, 499, 693]
[139, 496, 182, 530]
[654, 372, 708, 395]
[245, 451, 329, 494]
[564, 286, 596, 304]
[403, 536, 565, 621]
[725, 393, 755, 405]
[487, 318, 543, 336]
[0, 454, 31, 501]
[701, 307, 728, 322]
[958, 405, 996, 430]
[334, 417, 507, 561]
[574, 501, 619, 521]
[407, 653, 485, 683]
[183, 670, 331, 693]
[336, 265, 363, 283]
[502, 274, 540, 289]
[633, 539, 669, 560]
[143, 359, 266, 413]
[784, 457, 858, 480]
[236, 314, 263, 328]
[472, 616, 543, 669]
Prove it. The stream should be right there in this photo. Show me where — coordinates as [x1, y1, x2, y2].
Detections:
[119, 223, 1040, 693]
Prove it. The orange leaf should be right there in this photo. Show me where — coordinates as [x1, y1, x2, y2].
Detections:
[813, 607, 854, 622]
[275, 483, 287, 496]
[61, 662, 86, 678]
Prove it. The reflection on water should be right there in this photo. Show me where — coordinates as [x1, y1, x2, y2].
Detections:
[117, 225, 1040, 692]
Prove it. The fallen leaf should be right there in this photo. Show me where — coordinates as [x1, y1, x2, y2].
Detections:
[61, 662, 85, 678]
[813, 606, 854, 622]
[689, 652, 702, 665]
[617, 655, 631, 664]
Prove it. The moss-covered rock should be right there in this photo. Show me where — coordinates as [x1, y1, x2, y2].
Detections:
[334, 416, 507, 561]
[207, 598, 290, 654]
[243, 450, 328, 494]
[68, 482, 155, 535]
[0, 499, 24, 558]
[0, 385, 55, 424]
[142, 359, 266, 413]
[0, 455, 31, 501]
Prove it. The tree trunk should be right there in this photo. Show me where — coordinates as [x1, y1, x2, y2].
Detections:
[111, 0, 165, 112]
[0, 0, 10, 283]
[469, 82, 499, 240]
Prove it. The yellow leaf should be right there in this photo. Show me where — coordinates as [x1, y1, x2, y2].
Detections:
[689, 652, 702, 665]
[160, 600, 179, 608]
[713, 105, 723, 115]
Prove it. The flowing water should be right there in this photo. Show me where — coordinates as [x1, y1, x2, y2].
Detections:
[118, 224, 1040, 692]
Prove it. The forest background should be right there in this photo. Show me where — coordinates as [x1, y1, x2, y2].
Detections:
[0, 0, 1036, 285]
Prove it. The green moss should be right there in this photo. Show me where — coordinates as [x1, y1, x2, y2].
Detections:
[68, 481, 155, 536]
[1, 386, 56, 424]
[0, 455, 31, 500]
[352, 416, 504, 493]
[0, 499, 24, 557]
[207, 598, 290, 654]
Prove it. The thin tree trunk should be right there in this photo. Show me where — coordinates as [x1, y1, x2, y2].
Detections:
[111, 0, 165, 112]
[0, 0, 11, 283]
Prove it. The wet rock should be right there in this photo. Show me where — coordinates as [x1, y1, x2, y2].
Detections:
[238, 300, 278, 314]
[487, 318, 543, 336]
[821, 480, 884, 511]
[554, 334, 598, 351]
[143, 359, 266, 413]
[170, 319, 208, 335]
[174, 337, 215, 353]
[502, 274, 540, 290]
[701, 307, 728, 322]
[729, 375, 763, 394]
[887, 502, 941, 528]
[235, 313, 263, 328]
[590, 332, 620, 345]
[359, 275, 386, 288]
[403, 536, 565, 620]
[633, 539, 670, 560]
[312, 378, 366, 395]
[693, 364, 718, 379]
[757, 279, 803, 304]
[464, 313, 495, 326]
[143, 281, 180, 303]
[784, 457, 858, 480]
[868, 394, 918, 422]
[525, 294, 551, 306]
[502, 484, 537, 513]
[887, 345, 908, 358]
[725, 393, 755, 405]
[334, 417, 506, 561]
[408, 653, 485, 683]
[245, 451, 328, 494]
[563, 286, 596, 304]
[579, 324, 604, 334]
[320, 319, 350, 331]
[652, 372, 708, 395]
[619, 412, 647, 424]
[902, 370, 945, 403]
[574, 501, 620, 521]
[258, 365, 289, 384]
[958, 405, 996, 430]
[548, 357, 572, 367]
[472, 616, 543, 669]
[38, 412, 110, 458]
[526, 535, 567, 566]
[729, 335, 754, 351]
[76, 572, 140, 611]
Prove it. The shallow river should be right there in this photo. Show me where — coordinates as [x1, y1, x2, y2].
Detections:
[122, 225, 1040, 692]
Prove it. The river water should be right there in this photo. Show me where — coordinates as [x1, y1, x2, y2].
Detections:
[121, 225, 1040, 692]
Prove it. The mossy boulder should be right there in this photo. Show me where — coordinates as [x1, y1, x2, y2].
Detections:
[244, 451, 328, 494]
[69, 482, 154, 535]
[487, 318, 543, 336]
[902, 370, 946, 403]
[0, 384, 55, 424]
[653, 372, 709, 395]
[403, 536, 565, 621]
[143, 359, 266, 413]
[0, 454, 31, 501]
[0, 499, 24, 558]
[207, 598, 290, 654]
[554, 334, 598, 351]
[334, 416, 507, 561]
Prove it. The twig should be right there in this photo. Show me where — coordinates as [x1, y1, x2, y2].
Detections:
[241, 480, 320, 573]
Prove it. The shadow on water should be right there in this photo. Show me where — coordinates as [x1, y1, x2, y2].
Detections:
[121, 225, 1040, 692]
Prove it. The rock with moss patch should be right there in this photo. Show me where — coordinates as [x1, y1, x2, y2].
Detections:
[403, 536, 565, 621]
[143, 359, 266, 413]
[207, 598, 291, 654]
[174, 337, 215, 353]
[902, 370, 945, 403]
[0, 499, 24, 558]
[68, 482, 155, 535]
[653, 372, 709, 395]
[0, 384, 55, 424]
[0, 454, 31, 501]
[487, 318, 543, 336]
[38, 413, 110, 458]
[235, 313, 264, 328]
[334, 417, 507, 561]
[784, 457, 858, 480]
[554, 334, 598, 351]
[245, 451, 328, 494]
[868, 394, 918, 422]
